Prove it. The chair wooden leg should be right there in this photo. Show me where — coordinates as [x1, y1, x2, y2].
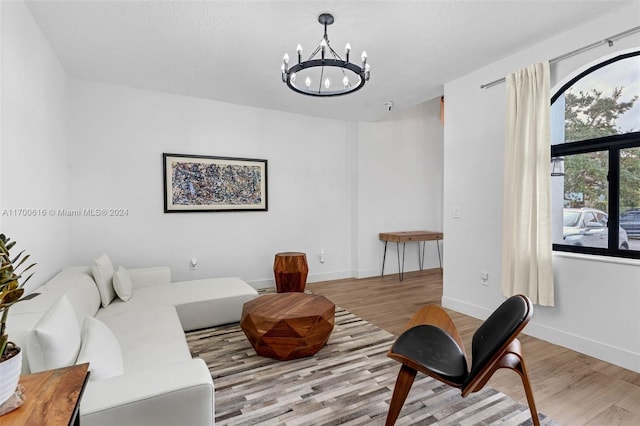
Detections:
[386, 364, 417, 426]
[466, 339, 540, 426]
[498, 340, 540, 426]
[512, 353, 540, 426]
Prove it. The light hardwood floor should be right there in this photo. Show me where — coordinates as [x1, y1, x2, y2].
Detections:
[307, 269, 640, 426]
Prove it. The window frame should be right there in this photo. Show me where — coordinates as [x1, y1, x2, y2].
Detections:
[551, 51, 640, 260]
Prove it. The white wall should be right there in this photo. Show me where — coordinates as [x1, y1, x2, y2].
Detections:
[443, 2, 640, 372]
[65, 80, 444, 286]
[0, 1, 72, 292]
[355, 99, 444, 278]
[67, 81, 354, 287]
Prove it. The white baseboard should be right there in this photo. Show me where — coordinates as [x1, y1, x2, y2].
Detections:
[523, 322, 640, 373]
[307, 271, 353, 283]
[442, 296, 640, 373]
[354, 264, 442, 279]
[441, 296, 492, 320]
[354, 267, 380, 279]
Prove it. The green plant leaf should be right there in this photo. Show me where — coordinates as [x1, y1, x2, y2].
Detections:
[0, 234, 35, 359]
[0, 288, 24, 307]
[11, 250, 26, 265]
[21, 272, 35, 287]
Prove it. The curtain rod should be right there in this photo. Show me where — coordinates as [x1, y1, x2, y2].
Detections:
[480, 25, 640, 89]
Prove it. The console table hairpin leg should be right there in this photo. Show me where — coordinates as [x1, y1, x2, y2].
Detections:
[380, 231, 443, 281]
[380, 241, 413, 281]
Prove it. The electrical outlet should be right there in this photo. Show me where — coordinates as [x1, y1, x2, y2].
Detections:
[319, 248, 326, 264]
[480, 272, 489, 286]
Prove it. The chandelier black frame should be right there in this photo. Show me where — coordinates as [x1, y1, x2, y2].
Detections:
[281, 13, 370, 97]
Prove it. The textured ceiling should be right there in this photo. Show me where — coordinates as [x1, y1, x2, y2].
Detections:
[24, 0, 632, 122]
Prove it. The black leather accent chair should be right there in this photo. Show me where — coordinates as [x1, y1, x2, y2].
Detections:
[385, 294, 539, 426]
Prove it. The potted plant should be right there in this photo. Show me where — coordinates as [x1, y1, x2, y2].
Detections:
[0, 234, 35, 406]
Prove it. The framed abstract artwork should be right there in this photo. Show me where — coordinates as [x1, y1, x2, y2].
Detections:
[163, 153, 268, 212]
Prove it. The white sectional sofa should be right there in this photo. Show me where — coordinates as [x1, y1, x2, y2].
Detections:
[7, 255, 258, 425]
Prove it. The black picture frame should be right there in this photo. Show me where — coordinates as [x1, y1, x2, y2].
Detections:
[163, 153, 268, 213]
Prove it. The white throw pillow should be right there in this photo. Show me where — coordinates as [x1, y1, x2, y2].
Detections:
[112, 266, 133, 302]
[76, 316, 123, 381]
[27, 294, 81, 373]
[91, 253, 116, 308]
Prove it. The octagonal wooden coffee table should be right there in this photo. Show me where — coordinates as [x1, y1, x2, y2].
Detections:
[240, 293, 335, 361]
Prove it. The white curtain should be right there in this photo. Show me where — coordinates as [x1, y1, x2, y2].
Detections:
[501, 61, 555, 306]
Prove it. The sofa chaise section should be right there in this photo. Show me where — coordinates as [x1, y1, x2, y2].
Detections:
[97, 271, 258, 330]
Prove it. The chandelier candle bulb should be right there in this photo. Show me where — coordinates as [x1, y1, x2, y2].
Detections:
[281, 13, 370, 97]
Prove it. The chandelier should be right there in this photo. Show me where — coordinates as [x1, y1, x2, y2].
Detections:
[281, 13, 370, 97]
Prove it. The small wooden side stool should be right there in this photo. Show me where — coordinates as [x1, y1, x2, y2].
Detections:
[273, 252, 308, 293]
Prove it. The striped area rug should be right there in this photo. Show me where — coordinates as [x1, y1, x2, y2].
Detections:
[186, 308, 557, 426]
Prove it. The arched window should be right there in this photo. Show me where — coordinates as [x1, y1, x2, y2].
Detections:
[551, 51, 640, 259]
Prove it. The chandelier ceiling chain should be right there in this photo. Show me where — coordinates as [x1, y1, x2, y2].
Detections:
[281, 13, 370, 97]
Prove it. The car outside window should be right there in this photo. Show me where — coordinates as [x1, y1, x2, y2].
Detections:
[620, 210, 640, 238]
[563, 211, 580, 227]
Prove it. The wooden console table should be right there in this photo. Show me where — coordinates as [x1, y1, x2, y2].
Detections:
[2, 363, 90, 425]
[379, 231, 443, 281]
